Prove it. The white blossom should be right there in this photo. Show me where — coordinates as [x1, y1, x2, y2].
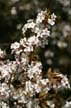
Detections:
[48, 13, 56, 26]
[11, 42, 20, 50]
[20, 37, 27, 46]
[0, 49, 6, 58]
[0, 102, 9, 108]
[62, 101, 71, 108]
[51, 13, 57, 21]
[0, 83, 10, 99]
[0, 65, 12, 80]
[22, 20, 35, 34]
[27, 62, 42, 79]
[36, 11, 46, 24]
[48, 18, 55, 26]
[28, 35, 39, 45]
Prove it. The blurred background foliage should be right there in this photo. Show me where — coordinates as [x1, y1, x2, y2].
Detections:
[0, 0, 71, 83]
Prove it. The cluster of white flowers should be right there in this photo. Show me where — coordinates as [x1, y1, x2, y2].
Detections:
[0, 10, 70, 108]
[0, 83, 10, 99]
[0, 102, 9, 108]
[11, 11, 56, 55]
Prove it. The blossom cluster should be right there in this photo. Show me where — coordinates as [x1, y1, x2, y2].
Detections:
[11, 11, 56, 55]
[0, 10, 70, 108]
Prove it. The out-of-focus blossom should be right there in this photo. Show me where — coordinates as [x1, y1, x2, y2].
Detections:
[57, 0, 70, 6]
[0, 49, 6, 58]
[0, 102, 9, 108]
[11, 0, 19, 3]
[11, 7, 17, 15]
[63, 24, 71, 37]
[57, 40, 67, 48]
[62, 101, 71, 108]
[44, 50, 54, 58]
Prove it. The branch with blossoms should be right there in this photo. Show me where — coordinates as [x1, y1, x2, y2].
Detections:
[0, 10, 71, 108]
